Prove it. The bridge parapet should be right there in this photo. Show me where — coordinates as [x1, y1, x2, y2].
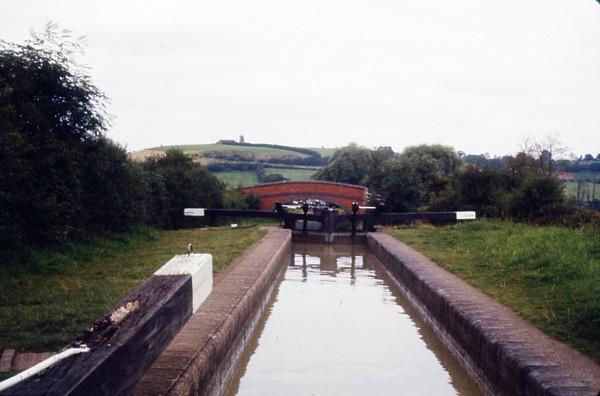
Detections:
[240, 181, 368, 213]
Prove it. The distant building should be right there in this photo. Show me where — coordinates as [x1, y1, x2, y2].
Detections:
[216, 139, 237, 145]
[239, 135, 245, 144]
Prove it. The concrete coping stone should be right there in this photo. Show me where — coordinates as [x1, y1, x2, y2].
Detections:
[131, 227, 292, 396]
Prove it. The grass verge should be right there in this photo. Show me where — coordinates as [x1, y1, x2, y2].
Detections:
[0, 225, 266, 352]
[387, 220, 600, 363]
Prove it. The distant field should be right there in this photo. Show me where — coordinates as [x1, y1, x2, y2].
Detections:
[563, 181, 599, 202]
[214, 167, 317, 187]
[215, 171, 258, 187]
[264, 167, 316, 180]
[153, 144, 310, 157]
[139, 143, 328, 186]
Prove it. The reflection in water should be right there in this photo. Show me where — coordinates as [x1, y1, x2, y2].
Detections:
[224, 243, 482, 396]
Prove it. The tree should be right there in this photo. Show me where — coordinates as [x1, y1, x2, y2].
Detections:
[397, 144, 462, 204]
[504, 152, 544, 185]
[314, 144, 375, 185]
[143, 150, 224, 228]
[378, 145, 462, 211]
[380, 160, 424, 211]
[366, 146, 395, 191]
[315, 144, 395, 188]
[520, 135, 568, 175]
[0, 23, 108, 244]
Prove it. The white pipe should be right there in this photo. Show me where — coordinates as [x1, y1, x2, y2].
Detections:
[0, 346, 90, 392]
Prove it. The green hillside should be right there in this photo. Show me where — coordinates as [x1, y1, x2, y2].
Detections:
[141, 142, 331, 188]
[154, 143, 310, 158]
[309, 147, 337, 157]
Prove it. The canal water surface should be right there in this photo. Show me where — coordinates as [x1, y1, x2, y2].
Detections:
[224, 243, 482, 396]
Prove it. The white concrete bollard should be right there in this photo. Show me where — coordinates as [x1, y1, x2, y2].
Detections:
[154, 254, 213, 313]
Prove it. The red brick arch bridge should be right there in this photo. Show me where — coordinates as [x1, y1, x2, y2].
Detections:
[241, 181, 369, 213]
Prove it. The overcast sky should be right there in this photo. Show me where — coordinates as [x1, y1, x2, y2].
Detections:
[3, 0, 600, 156]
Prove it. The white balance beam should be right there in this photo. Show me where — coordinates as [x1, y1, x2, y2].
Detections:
[455, 211, 477, 220]
[184, 208, 205, 217]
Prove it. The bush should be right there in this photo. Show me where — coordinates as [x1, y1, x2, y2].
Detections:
[80, 137, 146, 232]
[439, 165, 509, 216]
[260, 173, 287, 183]
[559, 206, 600, 228]
[223, 189, 260, 210]
[511, 175, 566, 223]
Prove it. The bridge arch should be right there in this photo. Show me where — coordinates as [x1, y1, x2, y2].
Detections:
[240, 181, 369, 213]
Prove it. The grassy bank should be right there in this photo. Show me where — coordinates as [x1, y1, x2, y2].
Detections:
[387, 220, 600, 363]
[0, 226, 266, 352]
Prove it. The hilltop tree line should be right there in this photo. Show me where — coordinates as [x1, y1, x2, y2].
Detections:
[556, 156, 600, 174]
[202, 150, 326, 166]
[316, 144, 600, 226]
[460, 152, 600, 175]
[0, 30, 251, 250]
